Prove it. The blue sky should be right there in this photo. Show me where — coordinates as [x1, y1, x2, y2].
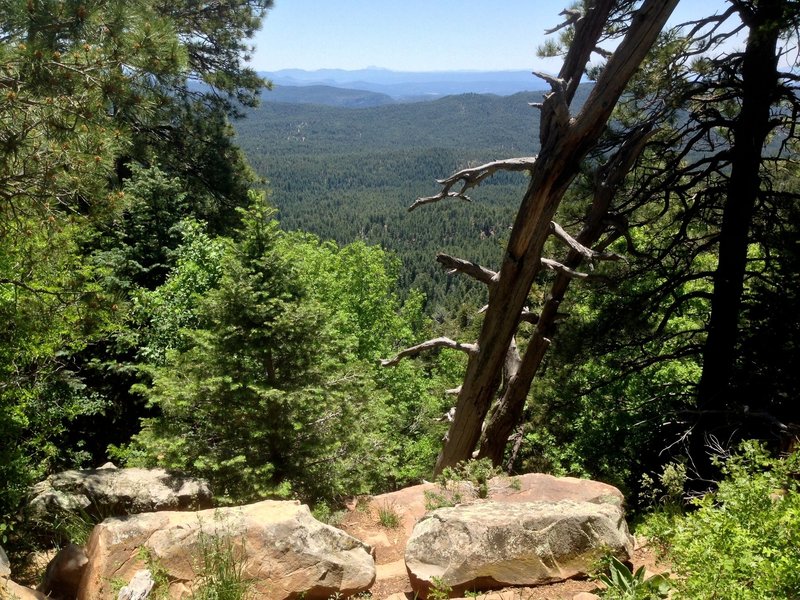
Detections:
[250, 1, 733, 73]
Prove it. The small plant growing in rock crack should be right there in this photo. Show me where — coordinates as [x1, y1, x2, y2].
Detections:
[377, 502, 400, 529]
[428, 576, 453, 600]
[190, 528, 253, 600]
[424, 458, 503, 510]
[137, 546, 171, 600]
[595, 555, 670, 600]
[423, 488, 462, 511]
[441, 458, 502, 499]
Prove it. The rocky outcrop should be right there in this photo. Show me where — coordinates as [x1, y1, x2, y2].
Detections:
[1, 580, 48, 600]
[29, 467, 212, 521]
[405, 500, 633, 597]
[116, 570, 155, 600]
[341, 473, 625, 559]
[37, 543, 88, 599]
[0, 546, 8, 579]
[78, 500, 375, 600]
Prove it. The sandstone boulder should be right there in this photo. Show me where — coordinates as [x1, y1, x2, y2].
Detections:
[38, 543, 88, 599]
[1, 580, 48, 600]
[116, 570, 155, 600]
[405, 500, 633, 596]
[341, 473, 625, 558]
[78, 500, 375, 600]
[0, 546, 9, 579]
[29, 467, 212, 521]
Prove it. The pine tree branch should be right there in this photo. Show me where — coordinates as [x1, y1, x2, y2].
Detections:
[549, 221, 626, 265]
[540, 258, 609, 281]
[380, 337, 478, 367]
[409, 157, 537, 211]
[436, 253, 498, 286]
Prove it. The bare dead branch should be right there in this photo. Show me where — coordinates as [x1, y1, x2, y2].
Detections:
[549, 221, 626, 265]
[408, 191, 472, 212]
[593, 46, 613, 58]
[549, 221, 595, 261]
[532, 71, 566, 93]
[381, 337, 478, 367]
[544, 8, 582, 35]
[534, 71, 571, 132]
[445, 386, 462, 396]
[437, 253, 497, 286]
[541, 258, 589, 278]
[409, 157, 537, 212]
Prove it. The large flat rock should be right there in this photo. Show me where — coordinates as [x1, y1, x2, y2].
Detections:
[341, 473, 625, 556]
[78, 500, 375, 600]
[405, 500, 633, 597]
[29, 467, 212, 520]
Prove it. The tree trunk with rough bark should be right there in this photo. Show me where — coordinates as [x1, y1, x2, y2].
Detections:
[433, 0, 678, 474]
[477, 124, 655, 465]
[380, 0, 679, 474]
[693, 0, 784, 469]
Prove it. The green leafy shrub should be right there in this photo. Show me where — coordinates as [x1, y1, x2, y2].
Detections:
[428, 576, 453, 600]
[596, 555, 670, 600]
[424, 458, 503, 510]
[642, 441, 800, 599]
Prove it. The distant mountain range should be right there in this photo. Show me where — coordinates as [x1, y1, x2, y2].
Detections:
[261, 68, 550, 106]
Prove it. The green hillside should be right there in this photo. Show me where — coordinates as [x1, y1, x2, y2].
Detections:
[234, 88, 590, 311]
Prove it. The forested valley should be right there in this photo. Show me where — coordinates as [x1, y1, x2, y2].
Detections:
[233, 89, 579, 315]
[2, 1, 799, 598]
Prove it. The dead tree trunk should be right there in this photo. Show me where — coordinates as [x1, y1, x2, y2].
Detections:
[477, 124, 655, 464]
[433, 0, 677, 474]
[381, 0, 678, 474]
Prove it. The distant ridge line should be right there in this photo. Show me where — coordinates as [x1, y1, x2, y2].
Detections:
[261, 68, 550, 101]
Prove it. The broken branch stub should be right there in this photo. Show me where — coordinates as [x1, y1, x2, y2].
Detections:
[436, 253, 497, 286]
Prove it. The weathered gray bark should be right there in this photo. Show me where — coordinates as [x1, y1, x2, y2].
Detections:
[477, 124, 655, 464]
[434, 0, 678, 474]
[380, 0, 679, 473]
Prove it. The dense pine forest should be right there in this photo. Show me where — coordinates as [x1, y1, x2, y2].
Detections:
[1, 1, 799, 597]
[233, 90, 577, 314]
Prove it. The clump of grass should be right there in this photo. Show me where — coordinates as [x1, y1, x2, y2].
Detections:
[424, 458, 502, 510]
[376, 502, 400, 529]
[191, 531, 253, 600]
